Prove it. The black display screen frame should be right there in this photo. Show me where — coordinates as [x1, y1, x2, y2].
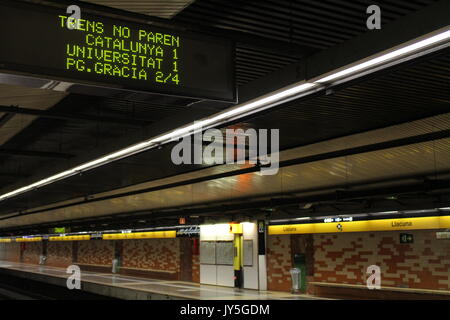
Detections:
[0, 0, 237, 102]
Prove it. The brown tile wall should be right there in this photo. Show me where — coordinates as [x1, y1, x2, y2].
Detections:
[77, 240, 113, 266]
[22, 242, 42, 265]
[314, 230, 450, 290]
[122, 238, 180, 272]
[267, 235, 292, 292]
[192, 253, 200, 283]
[46, 241, 73, 268]
[1, 243, 21, 262]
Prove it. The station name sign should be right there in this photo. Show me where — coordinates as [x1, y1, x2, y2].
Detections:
[0, 1, 236, 101]
[269, 215, 450, 235]
[176, 226, 200, 237]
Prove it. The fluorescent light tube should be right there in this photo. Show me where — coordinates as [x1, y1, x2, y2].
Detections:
[315, 29, 450, 84]
[0, 28, 448, 203]
[372, 211, 399, 215]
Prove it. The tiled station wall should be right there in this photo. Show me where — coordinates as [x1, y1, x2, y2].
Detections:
[0, 242, 38, 263]
[0, 238, 201, 283]
[77, 240, 114, 266]
[192, 253, 200, 283]
[46, 242, 73, 268]
[314, 230, 450, 291]
[6, 243, 21, 262]
[122, 239, 180, 272]
[266, 230, 450, 292]
[22, 242, 42, 264]
[266, 235, 292, 292]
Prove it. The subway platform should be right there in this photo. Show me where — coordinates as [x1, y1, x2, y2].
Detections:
[0, 261, 324, 300]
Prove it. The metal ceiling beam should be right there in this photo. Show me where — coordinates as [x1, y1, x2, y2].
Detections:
[176, 26, 315, 57]
[0, 172, 30, 178]
[2, 178, 450, 235]
[0, 113, 14, 128]
[0, 105, 151, 127]
[238, 0, 450, 102]
[2, 128, 449, 219]
[0, 148, 73, 159]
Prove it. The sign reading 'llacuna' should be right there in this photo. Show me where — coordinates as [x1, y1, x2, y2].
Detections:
[269, 216, 450, 235]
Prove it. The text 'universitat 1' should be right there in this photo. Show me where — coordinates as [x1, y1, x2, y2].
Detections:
[0, 0, 449, 317]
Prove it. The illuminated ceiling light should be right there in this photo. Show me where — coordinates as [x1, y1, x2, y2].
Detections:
[267, 216, 312, 223]
[268, 218, 290, 223]
[0, 28, 449, 203]
[404, 209, 438, 214]
[210, 83, 318, 122]
[315, 29, 450, 84]
[345, 213, 369, 218]
[150, 82, 319, 145]
[371, 210, 399, 215]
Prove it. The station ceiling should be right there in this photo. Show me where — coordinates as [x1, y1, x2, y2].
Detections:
[0, 0, 448, 231]
[85, 0, 195, 18]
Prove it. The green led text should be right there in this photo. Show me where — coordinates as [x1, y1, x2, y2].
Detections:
[59, 15, 181, 86]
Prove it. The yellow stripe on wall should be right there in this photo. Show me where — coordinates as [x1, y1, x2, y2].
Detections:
[102, 230, 177, 240]
[0, 238, 12, 243]
[268, 215, 450, 235]
[15, 237, 42, 242]
[49, 235, 90, 241]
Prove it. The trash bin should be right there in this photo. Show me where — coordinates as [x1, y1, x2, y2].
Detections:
[290, 268, 301, 293]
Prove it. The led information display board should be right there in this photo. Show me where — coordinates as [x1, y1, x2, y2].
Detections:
[0, 1, 236, 101]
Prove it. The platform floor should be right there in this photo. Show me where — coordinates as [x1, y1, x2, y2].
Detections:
[0, 261, 324, 300]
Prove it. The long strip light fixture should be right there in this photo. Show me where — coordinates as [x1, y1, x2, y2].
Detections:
[0, 27, 449, 203]
[268, 207, 450, 224]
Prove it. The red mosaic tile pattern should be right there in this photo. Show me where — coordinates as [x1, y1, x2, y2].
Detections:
[313, 230, 450, 290]
[77, 240, 113, 266]
[192, 253, 200, 283]
[46, 242, 73, 268]
[22, 242, 42, 265]
[122, 239, 180, 272]
[2, 243, 20, 262]
[267, 235, 292, 292]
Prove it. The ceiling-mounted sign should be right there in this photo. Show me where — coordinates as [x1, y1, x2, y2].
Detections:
[90, 233, 103, 240]
[53, 227, 69, 234]
[0, 1, 236, 102]
[177, 226, 200, 237]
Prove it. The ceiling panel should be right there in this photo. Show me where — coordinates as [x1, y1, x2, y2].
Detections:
[84, 0, 195, 18]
